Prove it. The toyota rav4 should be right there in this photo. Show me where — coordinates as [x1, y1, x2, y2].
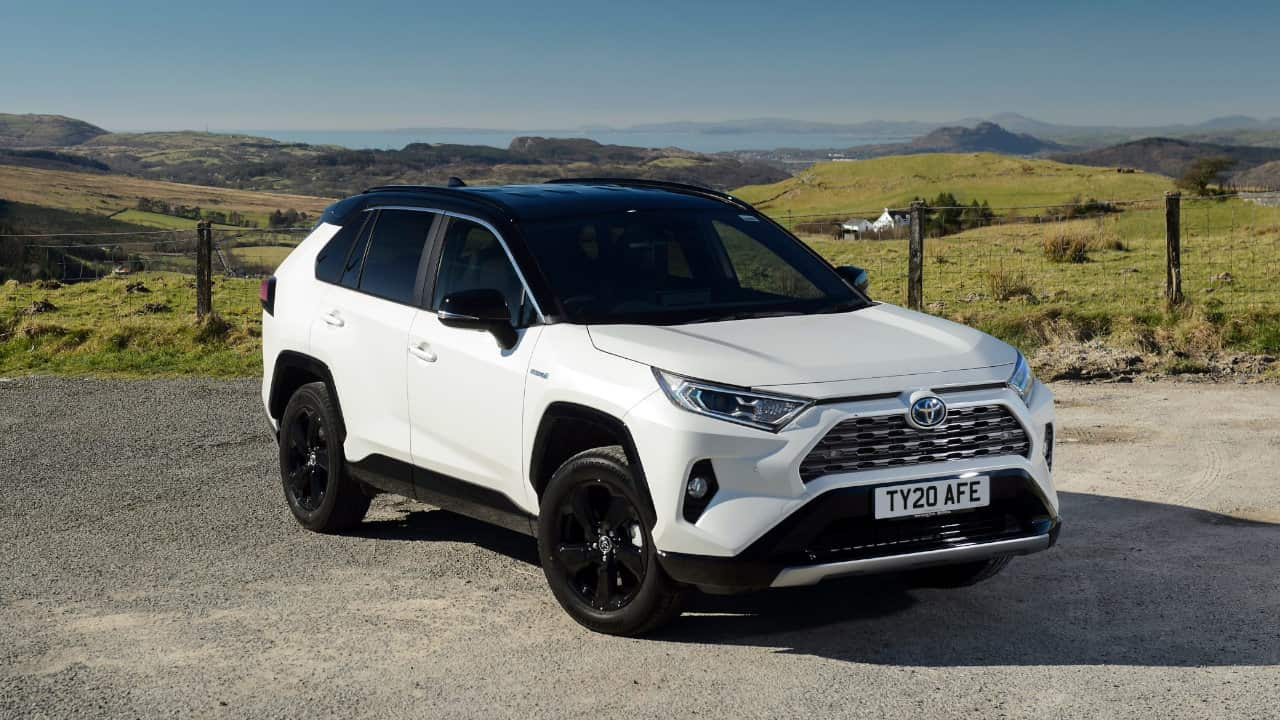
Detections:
[260, 179, 1059, 636]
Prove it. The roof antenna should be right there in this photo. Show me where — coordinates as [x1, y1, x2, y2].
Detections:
[447, 176, 467, 188]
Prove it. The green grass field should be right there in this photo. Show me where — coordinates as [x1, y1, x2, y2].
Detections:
[230, 245, 294, 268]
[1, 273, 263, 376]
[733, 153, 1175, 217]
[2, 152, 1276, 378]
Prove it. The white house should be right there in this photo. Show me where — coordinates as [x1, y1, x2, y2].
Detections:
[840, 218, 873, 239]
[872, 208, 911, 233]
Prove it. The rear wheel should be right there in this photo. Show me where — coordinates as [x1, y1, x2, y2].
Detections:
[907, 556, 1011, 588]
[279, 382, 370, 532]
[537, 446, 684, 636]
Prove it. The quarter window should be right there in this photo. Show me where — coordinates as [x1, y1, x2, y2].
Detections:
[339, 211, 377, 289]
[315, 213, 368, 284]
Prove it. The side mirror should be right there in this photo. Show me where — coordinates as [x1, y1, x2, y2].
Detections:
[836, 265, 870, 295]
[438, 289, 518, 349]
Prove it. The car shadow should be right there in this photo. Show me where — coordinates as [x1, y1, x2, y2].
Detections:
[358, 491, 1280, 667]
[355, 506, 542, 566]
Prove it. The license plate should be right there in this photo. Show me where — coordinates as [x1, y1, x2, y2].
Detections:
[873, 476, 990, 519]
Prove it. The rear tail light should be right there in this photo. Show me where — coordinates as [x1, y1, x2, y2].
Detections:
[260, 276, 277, 315]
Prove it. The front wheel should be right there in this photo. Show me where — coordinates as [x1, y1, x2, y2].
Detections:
[537, 446, 685, 636]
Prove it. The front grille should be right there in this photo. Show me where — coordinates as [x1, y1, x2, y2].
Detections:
[799, 404, 1031, 482]
[802, 507, 1024, 564]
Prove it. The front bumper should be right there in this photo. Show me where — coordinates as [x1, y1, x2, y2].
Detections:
[655, 468, 1059, 591]
[623, 377, 1059, 590]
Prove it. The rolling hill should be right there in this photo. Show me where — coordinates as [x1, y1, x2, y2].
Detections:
[0, 114, 789, 194]
[0, 113, 108, 148]
[1053, 138, 1280, 179]
[1235, 160, 1280, 189]
[65, 134, 789, 195]
[836, 122, 1063, 159]
[731, 153, 1174, 217]
[0, 164, 331, 226]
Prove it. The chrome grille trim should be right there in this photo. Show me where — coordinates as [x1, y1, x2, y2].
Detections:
[799, 405, 1031, 482]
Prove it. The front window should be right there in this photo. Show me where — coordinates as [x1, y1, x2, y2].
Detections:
[520, 209, 865, 324]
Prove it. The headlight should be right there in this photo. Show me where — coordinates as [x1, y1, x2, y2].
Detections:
[1008, 353, 1034, 404]
[653, 369, 811, 432]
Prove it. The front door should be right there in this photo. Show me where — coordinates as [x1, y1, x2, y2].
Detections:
[407, 216, 542, 514]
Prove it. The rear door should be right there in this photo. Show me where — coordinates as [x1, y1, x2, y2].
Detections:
[406, 215, 543, 513]
[309, 208, 440, 492]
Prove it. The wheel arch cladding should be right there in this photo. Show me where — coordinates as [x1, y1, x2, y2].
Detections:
[269, 351, 344, 431]
[530, 402, 657, 525]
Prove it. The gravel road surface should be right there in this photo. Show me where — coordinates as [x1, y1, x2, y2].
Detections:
[1, 377, 1278, 719]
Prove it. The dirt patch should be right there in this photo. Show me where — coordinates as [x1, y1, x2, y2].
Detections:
[1059, 425, 1141, 444]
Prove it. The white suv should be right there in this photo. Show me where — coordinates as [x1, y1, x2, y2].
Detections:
[261, 179, 1059, 636]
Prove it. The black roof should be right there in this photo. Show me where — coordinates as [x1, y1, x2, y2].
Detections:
[360, 179, 750, 222]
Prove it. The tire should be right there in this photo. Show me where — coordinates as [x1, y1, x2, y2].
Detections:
[537, 446, 685, 636]
[278, 381, 370, 532]
[907, 555, 1012, 588]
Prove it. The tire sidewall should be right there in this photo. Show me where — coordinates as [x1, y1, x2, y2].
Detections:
[537, 451, 675, 635]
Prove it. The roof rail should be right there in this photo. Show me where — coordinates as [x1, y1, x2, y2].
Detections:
[360, 184, 510, 213]
[543, 177, 751, 210]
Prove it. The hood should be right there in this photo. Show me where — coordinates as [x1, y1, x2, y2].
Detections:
[587, 304, 1017, 395]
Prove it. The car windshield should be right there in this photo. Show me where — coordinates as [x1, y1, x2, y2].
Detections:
[520, 208, 867, 324]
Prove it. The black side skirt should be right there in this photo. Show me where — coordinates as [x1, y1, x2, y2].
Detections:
[347, 454, 536, 536]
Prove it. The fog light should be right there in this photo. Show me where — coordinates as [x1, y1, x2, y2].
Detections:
[686, 476, 710, 499]
[683, 460, 718, 523]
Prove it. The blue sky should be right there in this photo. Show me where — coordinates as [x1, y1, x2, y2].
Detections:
[3, 0, 1278, 131]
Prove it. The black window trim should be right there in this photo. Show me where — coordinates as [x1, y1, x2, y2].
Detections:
[323, 207, 442, 309]
[363, 205, 547, 322]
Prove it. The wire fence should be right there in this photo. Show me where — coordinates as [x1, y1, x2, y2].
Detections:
[0, 226, 309, 336]
[2, 191, 1279, 337]
[777, 192, 1280, 315]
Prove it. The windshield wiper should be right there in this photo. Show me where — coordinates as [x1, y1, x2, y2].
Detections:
[676, 309, 807, 324]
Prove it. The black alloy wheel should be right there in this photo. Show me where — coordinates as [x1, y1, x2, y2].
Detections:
[278, 381, 370, 532]
[537, 446, 685, 636]
[283, 406, 330, 513]
[553, 482, 648, 611]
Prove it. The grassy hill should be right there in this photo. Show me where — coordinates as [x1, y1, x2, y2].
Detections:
[0, 164, 330, 226]
[76, 131, 337, 177]
[732, 153, 1174, 217]
[0, 113, 108, 148]
[1054, 138, 1280, 179]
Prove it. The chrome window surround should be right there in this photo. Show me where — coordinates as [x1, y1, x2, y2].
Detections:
[362, 205, 547, 322]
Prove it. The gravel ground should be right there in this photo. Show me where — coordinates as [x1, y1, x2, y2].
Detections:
[1, 376, 1278, 719]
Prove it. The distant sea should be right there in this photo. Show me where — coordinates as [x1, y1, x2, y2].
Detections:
[229, 129, 910, 154]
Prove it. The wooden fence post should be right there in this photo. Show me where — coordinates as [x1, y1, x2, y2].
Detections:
[196, 220, 212, 317]
[908, 202, 925, 310]
[1164, 191, 1183, 307]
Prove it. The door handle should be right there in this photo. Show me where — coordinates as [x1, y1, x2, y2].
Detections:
[409, 342, 437, 363]
[322, 310, 344, 328]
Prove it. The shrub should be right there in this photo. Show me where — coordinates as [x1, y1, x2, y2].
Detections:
[1042, 229, 1090, 263]
[986, 267, 1036, 302]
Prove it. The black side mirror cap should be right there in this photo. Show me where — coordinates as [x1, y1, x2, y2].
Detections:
[836, 265, 870, 295]
[438, 289, 517, 349]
